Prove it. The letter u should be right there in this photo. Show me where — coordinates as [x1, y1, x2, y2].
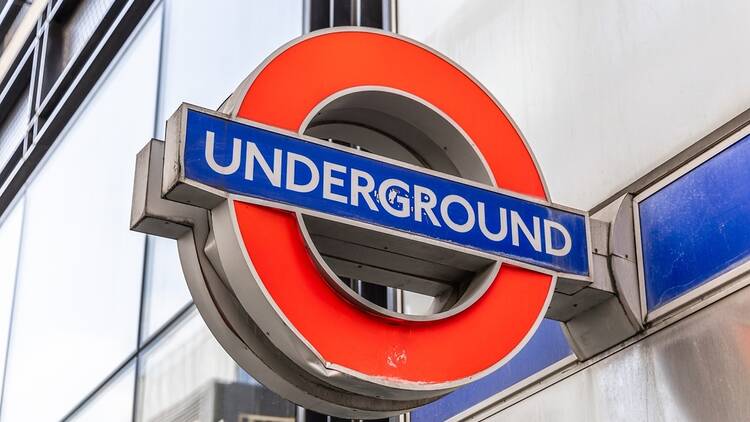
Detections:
[478, 202, 508, 241]
[204, 131, 241, 175]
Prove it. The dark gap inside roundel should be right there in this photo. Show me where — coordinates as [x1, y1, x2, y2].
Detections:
[301, 89, 497, 319]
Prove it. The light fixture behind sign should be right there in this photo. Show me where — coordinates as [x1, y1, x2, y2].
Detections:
[131, 28, 592, 418]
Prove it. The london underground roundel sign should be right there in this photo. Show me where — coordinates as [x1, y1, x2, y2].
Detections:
[131, 28, 591, 418]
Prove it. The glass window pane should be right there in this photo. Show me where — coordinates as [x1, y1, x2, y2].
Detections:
[136, 307, 295, 422]
[0, 198, 24, 402]
[65, 363, 135, 422]
[60, 0, 117, 66]
[0, 8, 162, 422]
[157, 0, 302, 132]
[142, 0, 302, 338]
[0, 87, 30, 171]
[141, 236, 190, 340]
[42, 0, 117, 99]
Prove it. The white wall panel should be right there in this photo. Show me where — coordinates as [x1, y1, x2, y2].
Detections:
[398, 0, 750, 209]
[481, 272, 750, 422]
[67, 365, 135, 422]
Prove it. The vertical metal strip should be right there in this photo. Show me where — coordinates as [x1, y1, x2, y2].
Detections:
[0, 196, 26, 417]
[388, 0, 397, 33]
[302, 0, 310, 35]
[131, 1, 168, 420]
[328, 0, 334, 29]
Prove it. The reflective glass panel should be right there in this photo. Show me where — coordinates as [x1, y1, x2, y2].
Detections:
[142, 0, 302, 338]
[136, 307, 295, 422]
[65, 363, 135, 422]
[141, 236, 190, 340]
[42, 0, 118, 99]
[0, 198, 24, 402]
[0, 8, 162, 421]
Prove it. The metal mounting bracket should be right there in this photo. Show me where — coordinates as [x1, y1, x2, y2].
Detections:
[559, 194, 644, 360]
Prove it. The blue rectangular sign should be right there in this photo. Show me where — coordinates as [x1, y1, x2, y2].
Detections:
[180, 108, 590, 277]
[639, 132, 750, 311]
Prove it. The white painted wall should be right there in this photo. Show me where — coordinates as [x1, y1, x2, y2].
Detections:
[398, 0, 750, 209]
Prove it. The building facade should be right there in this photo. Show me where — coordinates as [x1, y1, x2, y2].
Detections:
[0, 1, 749, 421]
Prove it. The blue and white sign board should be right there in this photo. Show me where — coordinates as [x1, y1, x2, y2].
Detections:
[637, 128, 750, 316]
[178, 106, 591, 277]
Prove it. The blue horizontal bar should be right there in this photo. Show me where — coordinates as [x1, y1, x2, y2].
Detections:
[181, 108, 590, 276]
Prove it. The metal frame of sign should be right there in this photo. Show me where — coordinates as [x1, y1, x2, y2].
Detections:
[634, 122, 750, 322]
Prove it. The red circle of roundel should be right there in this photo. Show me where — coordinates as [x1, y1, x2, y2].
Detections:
[231, 30, 553, 385]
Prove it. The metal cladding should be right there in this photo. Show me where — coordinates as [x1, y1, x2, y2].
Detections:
[130, 28, 592, 418]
